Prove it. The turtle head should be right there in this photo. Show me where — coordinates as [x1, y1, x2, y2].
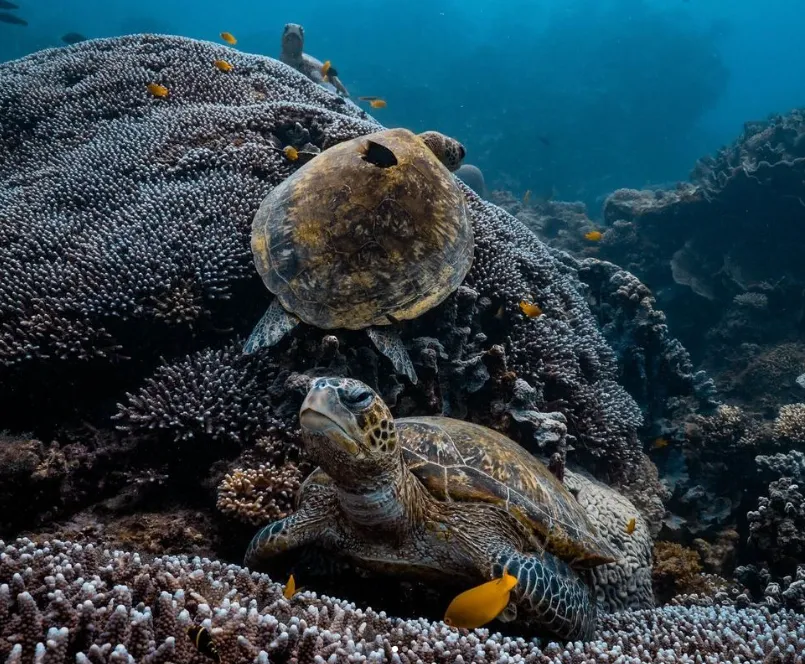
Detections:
[300, 377, 399, 484]
[282, 23, 305, 58]
[417, 131, 466, 172]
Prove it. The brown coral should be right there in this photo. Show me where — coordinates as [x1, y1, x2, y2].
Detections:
[772, 403, 805, 446]
[217, 462, 303, 526]
[652, 541, 708, 603]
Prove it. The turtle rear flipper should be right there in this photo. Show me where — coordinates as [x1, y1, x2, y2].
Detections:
[243, 299, 300, 355]
[493, 548, 596, 641]
[367, 326, 417, 384]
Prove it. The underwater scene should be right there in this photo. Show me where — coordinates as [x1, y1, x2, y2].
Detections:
[1, 0, 804, 661]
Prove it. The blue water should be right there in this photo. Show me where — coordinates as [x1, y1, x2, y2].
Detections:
[3, 0, 803, 213]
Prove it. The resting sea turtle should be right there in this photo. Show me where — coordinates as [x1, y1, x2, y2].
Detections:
[244, 377, 622, 641]
[243, 128, 472, 384]
[281, 23, 350, 97]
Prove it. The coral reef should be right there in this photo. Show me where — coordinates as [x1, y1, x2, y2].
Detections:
[2, 538, 804, 664]
[597, 108, 805, 416]
[0, 33, 657, 511]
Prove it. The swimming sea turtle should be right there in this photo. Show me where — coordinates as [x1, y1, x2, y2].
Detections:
[281, 23, 350, 97]
[244, 377, 623, 641]
[243, 128, 472, 384]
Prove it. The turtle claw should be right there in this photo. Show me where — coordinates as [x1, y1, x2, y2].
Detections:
[243, 299, 299, 355]
[367, 326, 417, 384]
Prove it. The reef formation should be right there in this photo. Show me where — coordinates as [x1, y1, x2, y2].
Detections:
[0, 33, 802, 659]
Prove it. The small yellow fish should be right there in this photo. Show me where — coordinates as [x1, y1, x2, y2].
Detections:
[519, 300, 542, 318]
[523, 189, 531, 205]
[321, 60, 332, 79]
[283, 573, 296, 599]
[283, 146, 299, 161]
[652, 437, 669, 450]
[358, 96, 387, 109]
[220, 31, 237, 45]
[213, 59, 233, 72]
[187, 626, 220, 663]
[584, 230, 603, 241]
[146, 83, 169, 98]
[444, 573, 518, 629]
[625, 517, 637, 535]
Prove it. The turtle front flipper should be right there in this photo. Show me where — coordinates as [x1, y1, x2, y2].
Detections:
[244, 497, 336, 570]
[491, 548, 597, 642]
[367, 326, 418, 384]
[243, 299, 299, 355]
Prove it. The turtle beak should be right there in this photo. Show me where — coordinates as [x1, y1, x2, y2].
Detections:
[300, 385, 362, 456]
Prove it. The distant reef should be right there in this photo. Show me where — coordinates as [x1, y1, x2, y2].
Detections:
[494, 106, 805, 583]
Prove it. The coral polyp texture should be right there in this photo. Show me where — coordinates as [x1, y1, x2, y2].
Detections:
[2, 538, 804, 664]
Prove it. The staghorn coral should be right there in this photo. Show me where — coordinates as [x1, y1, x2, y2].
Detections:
[1, 538, 804, 664]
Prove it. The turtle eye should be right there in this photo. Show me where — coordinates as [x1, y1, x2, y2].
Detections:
[343, 387, 373, 409]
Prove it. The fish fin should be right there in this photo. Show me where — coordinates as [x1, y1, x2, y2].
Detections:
[497, 601, 518, 623]
[243, 299, 299, 354]
[367, 326, 417, 384]
[362, 140, 398, 168]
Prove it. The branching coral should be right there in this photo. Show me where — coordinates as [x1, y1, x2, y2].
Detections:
[747, 477, 805, 569]
[772, 404, 805, 447]
[2, 538, 804, 664]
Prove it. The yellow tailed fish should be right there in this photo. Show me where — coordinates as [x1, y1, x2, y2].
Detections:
[283, 573, 296, 599]
[444, 572, 518, 629]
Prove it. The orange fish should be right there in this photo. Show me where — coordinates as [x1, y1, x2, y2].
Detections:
[220, 31, 237, 45]
[283, 573, 296, 599]
[147, 83, 169, 98]
[321, 60, 332, 79]
[444, 573, 518, 629]
[283, 146, 299, 161]
[358, 96, 387, 109]
[625, 517, 637, 535]
[519, 300, 542, 318]
[584, 230, 603, 241]
[652, 437, 669, 450]
[213, 59, 233, 72]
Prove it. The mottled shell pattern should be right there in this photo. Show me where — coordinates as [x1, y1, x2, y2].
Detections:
[398, 417, 620, 567]
[251, 128, 473, 330]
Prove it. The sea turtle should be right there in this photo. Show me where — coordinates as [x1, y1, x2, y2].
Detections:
[244, 377, 623, 641]
[243, 128, 472, 384]
[281, 23, 350, 97]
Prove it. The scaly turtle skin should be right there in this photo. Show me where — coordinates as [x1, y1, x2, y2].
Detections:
[281, 23, 350, 97]
[243, 128, 472, 384]
[244, 378, 622, 642]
